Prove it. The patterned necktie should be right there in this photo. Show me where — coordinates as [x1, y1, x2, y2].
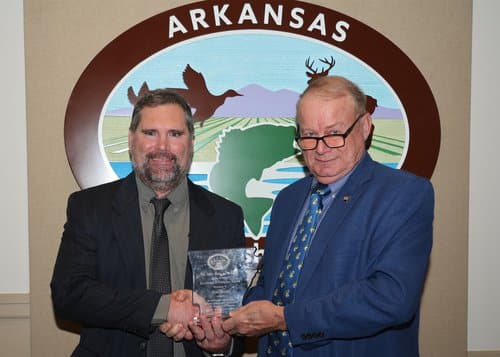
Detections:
[147, 197, 173, 357]
[268, 183, 331, 356]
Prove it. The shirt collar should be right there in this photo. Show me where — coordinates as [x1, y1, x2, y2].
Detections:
[311, 152, 365, 196]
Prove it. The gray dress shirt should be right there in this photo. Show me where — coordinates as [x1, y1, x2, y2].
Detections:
[136, 175, 190, 357]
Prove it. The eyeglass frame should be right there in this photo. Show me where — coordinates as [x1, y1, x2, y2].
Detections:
[295, 112, 366, 150]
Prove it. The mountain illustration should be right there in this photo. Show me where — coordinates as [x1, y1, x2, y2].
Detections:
[214, 84, 299, 117]
[106, 83, 401, 119]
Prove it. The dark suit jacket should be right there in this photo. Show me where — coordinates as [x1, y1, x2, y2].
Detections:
[245, 154, 434, 357]
[51, 173, 245, 356]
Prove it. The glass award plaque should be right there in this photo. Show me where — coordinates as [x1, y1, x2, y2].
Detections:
[188, 247, 261, 318]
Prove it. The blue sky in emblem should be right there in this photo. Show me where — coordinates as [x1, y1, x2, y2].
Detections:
[105, 32, 401, 111]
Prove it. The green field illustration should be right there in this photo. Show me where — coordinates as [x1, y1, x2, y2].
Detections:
[102, 116, 405, 165]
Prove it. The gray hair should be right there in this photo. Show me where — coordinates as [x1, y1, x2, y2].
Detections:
[297, 76, 367, 119]
[129, 89, 194, 134]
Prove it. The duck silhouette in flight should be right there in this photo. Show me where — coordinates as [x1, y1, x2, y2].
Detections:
[127, 64, 242, 127]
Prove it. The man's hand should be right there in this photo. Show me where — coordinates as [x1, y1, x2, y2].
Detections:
[159, 321, 193, 341]
[189, 306, 232, 353]
[167, 289, 198, 325]
[159, 289, 198, 341]
[222, 300, 286, 337]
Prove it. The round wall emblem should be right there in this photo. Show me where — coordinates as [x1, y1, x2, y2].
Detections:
[64, 0, 440, 246]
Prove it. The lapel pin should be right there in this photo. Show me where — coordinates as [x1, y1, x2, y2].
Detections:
[343, 196, 350, 202]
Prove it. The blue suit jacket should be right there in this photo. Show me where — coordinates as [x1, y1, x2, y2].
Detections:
[246, 154, 434, 357]
[51, 173, 245, 356]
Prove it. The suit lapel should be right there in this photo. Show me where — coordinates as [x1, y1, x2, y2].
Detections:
[184, 180, 216, 288]
[111, 174, 147, 289]
[187, 180, 216, 251]
[265, 177, 312, 297]
[296, 155, 375, 294]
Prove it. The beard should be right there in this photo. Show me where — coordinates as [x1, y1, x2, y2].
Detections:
[132, 149, 191, 194]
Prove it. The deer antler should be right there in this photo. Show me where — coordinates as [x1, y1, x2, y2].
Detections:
[305, 56, 336, 84]
[305, 57, 318, 77]
[319, 56, 335, 72]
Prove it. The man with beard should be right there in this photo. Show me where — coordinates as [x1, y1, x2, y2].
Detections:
[51, 90, 245, 357]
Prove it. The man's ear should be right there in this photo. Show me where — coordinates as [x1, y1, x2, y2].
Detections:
[363, 115, 374, 150]
[362, 114, 373, 139]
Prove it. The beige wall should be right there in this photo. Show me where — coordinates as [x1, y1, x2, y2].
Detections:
[20, 0, 473, 356]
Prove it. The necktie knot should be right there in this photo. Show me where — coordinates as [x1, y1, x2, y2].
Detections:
[151, 197, 171, 218]
[313, 183, 331, 197]
[312, 183, 330, 211]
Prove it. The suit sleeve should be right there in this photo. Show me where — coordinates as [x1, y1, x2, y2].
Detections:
[50, 192, 161, 338]
[230, 204, 246, 249]
[284, 178, 434, 345]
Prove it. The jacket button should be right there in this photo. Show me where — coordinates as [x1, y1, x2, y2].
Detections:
[139, 342, 147, 350]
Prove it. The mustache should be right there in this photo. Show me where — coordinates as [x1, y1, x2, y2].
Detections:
[146, 151, 177, 161]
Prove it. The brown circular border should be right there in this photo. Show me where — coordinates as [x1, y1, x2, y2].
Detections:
[65, 0, 440, 188]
